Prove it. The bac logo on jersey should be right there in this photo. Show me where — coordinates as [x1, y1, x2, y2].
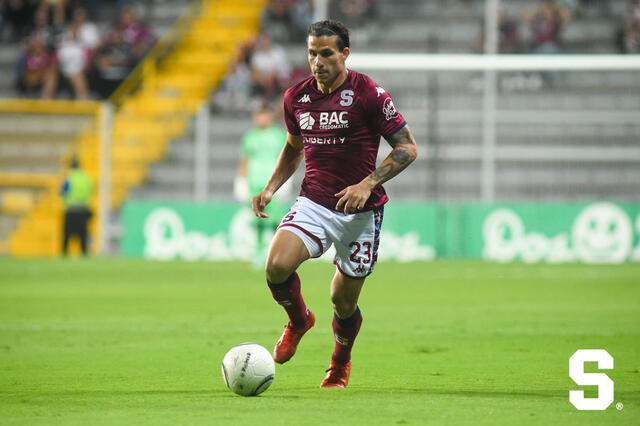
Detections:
[383, 98, 398, 120]
[375, 86, 386, 97]
[339, 90, 354, 106]
[299, 112, 315, 130]
[297, 94, 311, 103]
[319, 111, 349, 129]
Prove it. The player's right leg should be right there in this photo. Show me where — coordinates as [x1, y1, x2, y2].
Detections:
[266, 228, 315, 364]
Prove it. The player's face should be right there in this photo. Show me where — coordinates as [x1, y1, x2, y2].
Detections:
[307, 35, 349, 87]
[254, 110, 273, 128]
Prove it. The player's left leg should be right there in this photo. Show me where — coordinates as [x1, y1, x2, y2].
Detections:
[321, 205, 383, 387]
[320, 270, 365, 388]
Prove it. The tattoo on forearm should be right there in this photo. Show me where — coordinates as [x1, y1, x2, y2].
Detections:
[369, 164, 394, 183]
[368, 125, 418, 187]
[391, 149, 410, 163]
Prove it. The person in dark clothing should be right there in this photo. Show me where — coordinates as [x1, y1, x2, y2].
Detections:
[61, 157, 94, 256]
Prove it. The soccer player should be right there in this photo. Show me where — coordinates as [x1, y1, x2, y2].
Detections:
[235, 107, 288, 267]
[252, 20, 418, 388]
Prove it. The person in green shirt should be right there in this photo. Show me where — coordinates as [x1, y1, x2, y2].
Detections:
[235, 108, 289, 266]
[60, 157, 94, 256]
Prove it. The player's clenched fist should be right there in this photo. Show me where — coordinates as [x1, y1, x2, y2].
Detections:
[252, 190, 273, 218]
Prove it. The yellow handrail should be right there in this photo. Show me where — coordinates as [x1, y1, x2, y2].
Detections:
[0, 172, 59, 187]
[0, 99, 101, 114]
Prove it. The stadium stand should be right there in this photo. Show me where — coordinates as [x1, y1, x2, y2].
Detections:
[2, 0, 639, 255]
[132, 0, 640, 207]
[0, 0, 265, 255]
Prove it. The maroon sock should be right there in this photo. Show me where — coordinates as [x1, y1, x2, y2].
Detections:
[267, 272, 308, 326]
[331, 307, 362, 364]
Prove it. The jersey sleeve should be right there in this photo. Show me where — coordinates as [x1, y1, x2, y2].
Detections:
[360, 76, 407, 138]
[283, 88, 300, 135]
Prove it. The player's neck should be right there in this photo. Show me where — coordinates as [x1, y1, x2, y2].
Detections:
[316, 70, 348, 94]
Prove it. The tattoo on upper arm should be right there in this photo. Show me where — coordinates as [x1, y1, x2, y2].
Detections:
[385, 126, 415, 148]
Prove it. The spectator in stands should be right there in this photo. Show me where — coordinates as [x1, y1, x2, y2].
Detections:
[523, 0, 571, 55]
[1, 0, 37, 41]
[115, 5, 154, 59]
[15, 35, 57, 98]
[622, 0, 640, 53]
[250, 32, 291, 105]
[14, 4, 58, 98]
[55, 7, 99, 99]
[88, 28, 136, 98]
[476, 7, 521, 54]
[523, 0, 571, 86]
[61, 156, 94, 257]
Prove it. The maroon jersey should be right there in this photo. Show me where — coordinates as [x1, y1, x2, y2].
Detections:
[283, 69, 407, 212]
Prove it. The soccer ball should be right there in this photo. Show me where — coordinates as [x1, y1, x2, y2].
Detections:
[221, 343, 275, 396]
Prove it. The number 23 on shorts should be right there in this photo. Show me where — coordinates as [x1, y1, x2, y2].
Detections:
[349, 241, 372, 264]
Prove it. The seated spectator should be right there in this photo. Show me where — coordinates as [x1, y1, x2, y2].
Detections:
[88, 29, 136, 98]
[116, 5, 154, 59]
[250, 33, 291, 104]
[16, 36, 57, 98]
[523, 0, 571, 87]
[70, 7, 99, 50]
[476, 7, 520, 53]
[14, 4, 58, 98]
[53, 8, 99, 99]
[622, 0, 640, 53]
[523, 0, 571, 54]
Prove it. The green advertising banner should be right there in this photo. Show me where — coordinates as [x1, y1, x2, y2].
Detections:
[463, 202, 640, 263]
[121, 200, 640, 264]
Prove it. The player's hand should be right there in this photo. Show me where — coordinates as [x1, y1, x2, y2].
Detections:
[252, 190, 273, 218]
[335, 181, 373, 214]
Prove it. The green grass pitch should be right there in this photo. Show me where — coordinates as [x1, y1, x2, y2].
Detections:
[0, 258, 638, 425]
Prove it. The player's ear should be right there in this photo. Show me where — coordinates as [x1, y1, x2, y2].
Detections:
[341, 47, 350, 61]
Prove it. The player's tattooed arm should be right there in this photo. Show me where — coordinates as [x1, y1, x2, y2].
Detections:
[368, 125, 418, 188]
[252, 133, 303, 218]
[335, 125, 417, 214]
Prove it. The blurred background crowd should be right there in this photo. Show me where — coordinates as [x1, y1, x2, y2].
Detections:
[0, 0, 155, 99]
[1, 0, 639, 103]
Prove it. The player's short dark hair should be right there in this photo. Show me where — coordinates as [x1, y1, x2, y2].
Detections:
[308, 20, 350, 51]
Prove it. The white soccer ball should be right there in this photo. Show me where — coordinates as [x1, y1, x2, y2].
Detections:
[221, 343, 275, 396]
